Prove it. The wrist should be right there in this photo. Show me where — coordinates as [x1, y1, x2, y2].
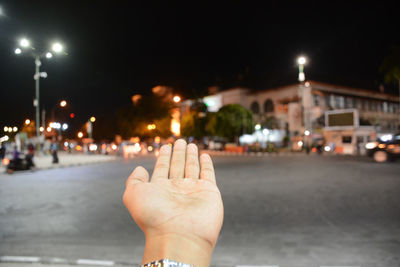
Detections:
[143, 233, 214, 267]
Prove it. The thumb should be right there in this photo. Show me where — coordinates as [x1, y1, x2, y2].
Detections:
[126, 166, 149, 187]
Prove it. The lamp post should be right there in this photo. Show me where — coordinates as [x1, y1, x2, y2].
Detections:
[15, 38, 66, 150]
[88, 116, 96, 139]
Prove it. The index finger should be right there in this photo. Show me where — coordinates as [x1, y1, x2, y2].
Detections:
[151, 144, 172, 181]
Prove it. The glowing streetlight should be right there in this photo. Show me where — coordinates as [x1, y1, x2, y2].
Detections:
[25, 119, 31, 125]
[39, 126, 44, 132]
[46, 127, 52, 132]
[304, 130, 310, 136]
[147, 124, 156, 130]
[3, 126, 7, 132]
[20, 38, 30, 48]
[52, 43, 63, 53]
[255, 124, 261, 130]
[90, 116, 96, 123]
[173, 95, 181, 103]
[60, 100, 67, 107]
[297, 56, 307, 82]
[77, 132, 83, 138]
[14, 38, 67, 148]
[13, 127, 18, 132]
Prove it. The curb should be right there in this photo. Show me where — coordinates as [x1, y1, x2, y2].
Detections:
[1, 157, 118, 174]
[202, 150, 306, 157]
[0, 256, 138, 267]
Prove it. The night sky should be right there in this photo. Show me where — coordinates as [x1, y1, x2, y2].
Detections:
[0, 1, 399, 129]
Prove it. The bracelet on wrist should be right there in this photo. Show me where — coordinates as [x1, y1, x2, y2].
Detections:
[141, 259, 193, 267]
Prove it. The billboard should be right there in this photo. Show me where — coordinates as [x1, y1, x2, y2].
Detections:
[325, 109, 359, 130]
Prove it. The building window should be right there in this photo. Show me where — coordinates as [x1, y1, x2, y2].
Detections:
[325, 95, 332, 108]
[313, 94, 320, 106]
[250, 101, 260, 114]
[342, 136, 352, 144]
[264, 99, 274, 113]
[335, 95, 344, 108]
[354, 98, 360, 109]
[345, 97, 353, 108]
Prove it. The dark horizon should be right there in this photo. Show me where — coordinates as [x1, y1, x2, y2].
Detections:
[0, 1, 399, 128]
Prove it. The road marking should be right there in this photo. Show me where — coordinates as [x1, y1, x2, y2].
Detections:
[0, 256, 41, 263]
[320, 266, 360, 267]
[77, 259, 115, 266]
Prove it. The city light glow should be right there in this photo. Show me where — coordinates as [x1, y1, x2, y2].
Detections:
[20, 38, 30, 48]
[13, 127, 18, 132]
[255, 124, 261, 130]
[173, 95, 181, 103]
[40, 126, 44, 132]
[147, 124, 156, 130]
[304, 130, 310, 136]
[25, 119, 31, 125]
[77, 132, 83, 138]
[0, 135, 9, 142]
[62, 123, 68, 130]
[46, 52, 53, 59]
[365, 142, 378, 149]
[90, 116, 96, 123]
[89, 144, 98, 151]
[52, 42, 63, 53]
[60, 100, 67, 107]
[324, 146, 331, 152]
[297, 141, 303, 147]
[171, 121, 180, 136]
[297, 56, 306, 65]
[46, 127, 52, 132]
[15, 48, 22, 54]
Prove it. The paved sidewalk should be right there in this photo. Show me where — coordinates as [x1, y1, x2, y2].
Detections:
[1, 153, 117, 172]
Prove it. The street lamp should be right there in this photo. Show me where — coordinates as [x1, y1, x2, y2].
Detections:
[173, 95, 181, 103]
[14, 38, 66, 150]
[25, 119, 31, 125]
[87, 117, 96, 139]
[297, 56, 306, 82]
[60, 100, 67, 107]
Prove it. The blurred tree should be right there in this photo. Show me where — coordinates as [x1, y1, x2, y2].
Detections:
[216, 104, 253, 143]
[205, 112, 218, 136]
[380, 46, 400, 92]
[20, 121, 36, 138]
[264, 116, 279, 129]
[181, 111, 207, 139]
[116, 94, 172, 139]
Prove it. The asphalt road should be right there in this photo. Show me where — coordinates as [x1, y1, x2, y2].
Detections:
[1, 154, 399, 267]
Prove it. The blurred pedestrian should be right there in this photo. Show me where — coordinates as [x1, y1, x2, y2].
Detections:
[0, 143, 5, 160]
[50, 139, 59, 164]
[26, 143, 35, 168]
[12, 145, 21, 165]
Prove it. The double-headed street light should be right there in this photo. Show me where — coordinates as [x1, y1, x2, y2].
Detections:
[14, 37, 66, 149]
[297, 56, 306, 82]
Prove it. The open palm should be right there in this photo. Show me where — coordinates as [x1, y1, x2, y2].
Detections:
[123, 139, 224, 249]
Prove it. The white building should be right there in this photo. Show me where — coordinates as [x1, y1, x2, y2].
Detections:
[182, 81, 400, 153]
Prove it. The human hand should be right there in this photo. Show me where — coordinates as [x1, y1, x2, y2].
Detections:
[123, 139, 224, 267]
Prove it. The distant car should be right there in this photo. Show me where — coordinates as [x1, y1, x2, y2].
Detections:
[365, 133, 400, 162]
